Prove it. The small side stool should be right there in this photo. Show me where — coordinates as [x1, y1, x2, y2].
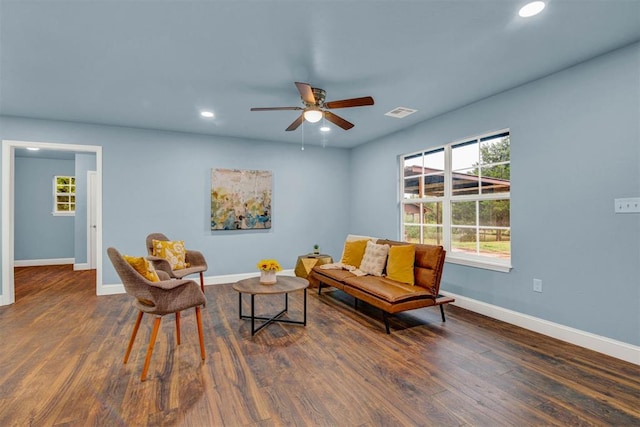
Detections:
[294, 254, 333, 279]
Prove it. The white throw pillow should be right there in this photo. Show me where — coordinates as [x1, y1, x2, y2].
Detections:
[359, 241, 390, 276]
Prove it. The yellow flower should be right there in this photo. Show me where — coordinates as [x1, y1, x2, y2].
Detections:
[257, 259, 282, 272]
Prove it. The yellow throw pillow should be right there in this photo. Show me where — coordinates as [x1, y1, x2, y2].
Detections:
[340, 239, 369, 268]
[386, 244, 415, 285]
[152, 239, 188, 270]
[123, 255, 160, 282]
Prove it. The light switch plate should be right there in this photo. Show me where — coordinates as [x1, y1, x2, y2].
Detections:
[615, 198, 640, 213]
[533, 279, 542, 293]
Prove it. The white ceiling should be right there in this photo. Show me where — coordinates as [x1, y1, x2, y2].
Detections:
[1, 0, 639, 148]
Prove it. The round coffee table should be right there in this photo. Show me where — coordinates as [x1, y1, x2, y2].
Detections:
[233, 275, 309, 336]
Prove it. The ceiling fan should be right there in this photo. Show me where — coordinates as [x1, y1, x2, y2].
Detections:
[250, 82, 374, 131]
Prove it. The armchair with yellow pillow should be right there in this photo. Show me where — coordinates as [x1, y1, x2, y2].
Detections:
[108, 247, 206, 382]
[146, 233, 208, 292]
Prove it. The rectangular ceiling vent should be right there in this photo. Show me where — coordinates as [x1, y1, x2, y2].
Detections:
[385, 107, 417, 118]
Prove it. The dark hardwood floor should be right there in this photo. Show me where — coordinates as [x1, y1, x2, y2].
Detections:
[1, 265, 638, 426]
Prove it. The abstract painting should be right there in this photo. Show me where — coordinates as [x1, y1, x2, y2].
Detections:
[211, 168, 272, 230]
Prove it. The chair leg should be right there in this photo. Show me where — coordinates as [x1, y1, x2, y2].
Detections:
[199, 272, 205, 293]
[124, 311, 144, 364]
[440, 304, 446, 322]
[141, 317, 162, 382]
[195, 306, 205, 361]
[175, 311, 181, 345]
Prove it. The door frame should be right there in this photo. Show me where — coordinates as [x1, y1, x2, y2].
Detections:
[87, 170, 98, 270]
[1, 140, 103, 305]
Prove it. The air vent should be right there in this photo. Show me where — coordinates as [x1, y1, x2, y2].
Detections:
[385, 107, 417, 118]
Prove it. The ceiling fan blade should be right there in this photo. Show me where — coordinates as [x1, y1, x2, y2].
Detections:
[285, 114, 304, 131]
[250, 107, 303, 111]
[325, 96, 375, 109]
[324, 111, 354, 130]
[294, 82, 316, 105]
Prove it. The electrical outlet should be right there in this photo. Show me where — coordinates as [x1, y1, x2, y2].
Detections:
[615, 197, 640, 213]
[533, 279, 542, 293]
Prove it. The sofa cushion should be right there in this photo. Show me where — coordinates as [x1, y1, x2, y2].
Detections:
[343, 276, 432, 303]
[359, 241, 389, 276]
[313, 267, 357, 282]
[386, 244, 415, 285]
[340, 239, 369, 268]
[377, 239, 445, 294]
[415, 245, 445, 294]
[415, 244, 443, 271]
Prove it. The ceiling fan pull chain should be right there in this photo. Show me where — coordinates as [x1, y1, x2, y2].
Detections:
[301, 121, 305, 151]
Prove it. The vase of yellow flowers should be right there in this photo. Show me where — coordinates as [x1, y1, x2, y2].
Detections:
[257, 259, 282, 285]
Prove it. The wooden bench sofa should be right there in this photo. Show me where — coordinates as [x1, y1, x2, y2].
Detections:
[308, 237, 454, 333]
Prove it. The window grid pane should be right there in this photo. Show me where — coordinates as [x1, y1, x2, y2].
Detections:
[400, 130, 511, 266]
[54, 176, 76, 214]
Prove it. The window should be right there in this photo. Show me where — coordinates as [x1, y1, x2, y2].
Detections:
[401, 130, 511, 272]
[53, 176, 76, 215]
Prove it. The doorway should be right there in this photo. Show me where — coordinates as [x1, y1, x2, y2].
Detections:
[1, 140, 103, 306]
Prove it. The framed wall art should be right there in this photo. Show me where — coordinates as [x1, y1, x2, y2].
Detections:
[211, 168, 272, 230]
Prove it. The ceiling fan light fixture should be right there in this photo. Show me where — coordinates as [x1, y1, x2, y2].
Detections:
[303, 109, 323, 123]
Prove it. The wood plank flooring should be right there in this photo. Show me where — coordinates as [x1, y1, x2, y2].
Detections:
[0, 265, 638, 426]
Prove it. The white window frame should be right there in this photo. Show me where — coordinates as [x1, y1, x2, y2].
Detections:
[400, 129, 511, 272]
[53, 175, 76, 216]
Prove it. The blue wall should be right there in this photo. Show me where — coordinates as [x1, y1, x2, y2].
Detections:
[349, 43, 640, 345]
[0, 120, 352, 285]
[14, 157, 75, 260]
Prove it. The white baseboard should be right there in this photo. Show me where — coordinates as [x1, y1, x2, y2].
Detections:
[440, 290, 640, 366]
[14, 258, 74, 267]
[205, 269, 295, 285]
[100, 269, 296, 295]
[74, 263, 91, 271]
[98, 284, 125, 295]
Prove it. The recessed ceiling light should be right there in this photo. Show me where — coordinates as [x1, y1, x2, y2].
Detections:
[320, 126, 331, 132]
[26, 147, 40, 151]
[519, 1, 545, 18]
[200, 111, 214, 118]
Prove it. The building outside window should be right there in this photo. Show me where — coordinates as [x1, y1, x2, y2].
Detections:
[400, 130, 510, 272]
[53, 175, 76, 215]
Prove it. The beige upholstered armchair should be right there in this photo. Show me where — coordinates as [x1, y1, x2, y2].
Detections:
[146, 233, 208, 292]
[107, 247, 206, 382]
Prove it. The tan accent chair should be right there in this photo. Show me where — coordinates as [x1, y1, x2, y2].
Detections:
[146, 233, 208, 292]
[107, 247, 206, 382]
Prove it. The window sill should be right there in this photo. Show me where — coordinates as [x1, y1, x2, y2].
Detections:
[52, 212, 75, 217]
[445, 255, 512, 273]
